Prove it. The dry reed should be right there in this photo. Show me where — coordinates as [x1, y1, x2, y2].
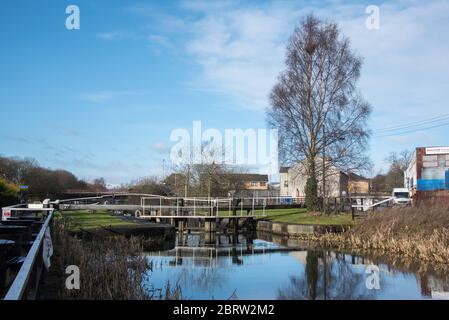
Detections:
[52, 216, 182, 300]
[301, 205, 449, 268]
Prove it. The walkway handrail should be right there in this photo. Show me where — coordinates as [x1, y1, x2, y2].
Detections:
[3, 210, 54, 300]
[352, 197, 395, 211]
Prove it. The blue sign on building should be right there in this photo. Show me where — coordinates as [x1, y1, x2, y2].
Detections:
[417, 179, 445, 191]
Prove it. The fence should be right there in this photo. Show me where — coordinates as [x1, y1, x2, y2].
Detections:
[139, 196, 269, 219]
[2, 207, 54, 300]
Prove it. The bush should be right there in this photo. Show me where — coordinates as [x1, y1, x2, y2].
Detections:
[0, 178, 19, 207]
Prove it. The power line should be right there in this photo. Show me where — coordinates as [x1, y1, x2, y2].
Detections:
[372, 113, 449, 133]
[373, 120, 449, 138]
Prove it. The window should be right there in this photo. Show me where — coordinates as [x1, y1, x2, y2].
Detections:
[260, 182, 267, 187]
[251, 182, 258, 186]
[283, 180, 288, 187]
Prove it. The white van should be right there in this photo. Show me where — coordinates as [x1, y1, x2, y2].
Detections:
[392, 188, 411, 205]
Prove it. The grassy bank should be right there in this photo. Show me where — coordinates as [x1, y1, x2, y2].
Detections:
[58, 210, 137, 231]
[255, 208, 354, 226]
[311, 205, 449, 266]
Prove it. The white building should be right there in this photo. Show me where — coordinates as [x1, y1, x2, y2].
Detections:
[279, 159, 349, 199]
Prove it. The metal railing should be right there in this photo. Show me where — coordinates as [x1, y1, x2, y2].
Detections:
[140, 196, 269, 219]
[2, 209, 54, 300]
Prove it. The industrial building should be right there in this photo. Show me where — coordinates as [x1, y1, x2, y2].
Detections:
[404, 146, 449, 195]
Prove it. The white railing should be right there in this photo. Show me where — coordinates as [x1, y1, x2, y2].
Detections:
[2, 208, 54, 300]
[351, 196, 394, 212]
[140, 196, 268, 219]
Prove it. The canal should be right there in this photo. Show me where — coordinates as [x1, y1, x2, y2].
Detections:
[143, 232, 449, 300]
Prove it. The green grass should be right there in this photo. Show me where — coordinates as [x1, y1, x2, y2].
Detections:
[254, 208, 354, 226]
[58, 210, 137, 231]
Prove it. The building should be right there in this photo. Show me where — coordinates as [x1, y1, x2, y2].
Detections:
[347, 173, 370, 194]
[223, 173, 277, 198]
[405, 146, 449, 194]
[224, 173, 269, 191]
[279, 167, 290, 196]
[279, 160, 349, 199]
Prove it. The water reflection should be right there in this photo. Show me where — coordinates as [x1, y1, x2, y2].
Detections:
[277, 250, 377, 299]
[144, 232, 449, 300]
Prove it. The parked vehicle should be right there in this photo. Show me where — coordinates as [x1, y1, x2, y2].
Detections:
[392, 188, 411, 205]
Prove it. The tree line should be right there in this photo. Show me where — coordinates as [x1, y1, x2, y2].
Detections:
[0, 155, 104, 201]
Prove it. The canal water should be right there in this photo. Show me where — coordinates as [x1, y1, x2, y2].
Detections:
[143, 233, 449, 300]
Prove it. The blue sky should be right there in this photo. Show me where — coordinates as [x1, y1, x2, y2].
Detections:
[1, 0, 448, 185]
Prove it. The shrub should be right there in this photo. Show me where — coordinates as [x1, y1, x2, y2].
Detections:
[0, 178, 19, 207]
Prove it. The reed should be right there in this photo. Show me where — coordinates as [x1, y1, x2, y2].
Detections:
[52, 216, 183, 300]
[301, 205, 449, 267]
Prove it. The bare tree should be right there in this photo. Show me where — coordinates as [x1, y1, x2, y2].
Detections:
[382, 149, 412, 191]
[166, 143, 248, 197]
[268, 14, 371, 207]
[385, 150, 413, 172]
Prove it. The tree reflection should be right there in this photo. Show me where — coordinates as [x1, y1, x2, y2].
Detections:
[277, 251, 376, 300]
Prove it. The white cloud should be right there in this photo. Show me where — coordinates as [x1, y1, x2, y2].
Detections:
[184, 4, 301, 110]
[168, 0, 449, 117]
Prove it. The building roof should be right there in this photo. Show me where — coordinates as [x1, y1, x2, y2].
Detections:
[347, 172, 369, 181]
[279, 166, 290, 173]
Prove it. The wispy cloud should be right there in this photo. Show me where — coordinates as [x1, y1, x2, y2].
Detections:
[151, 142, 171, 154]
[80, 90, 140, 103]
[96, 31, 134, 40]
[147, 34, 173, 49]
[183, 3, 299, 110]
[50, 124, 81, 137]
